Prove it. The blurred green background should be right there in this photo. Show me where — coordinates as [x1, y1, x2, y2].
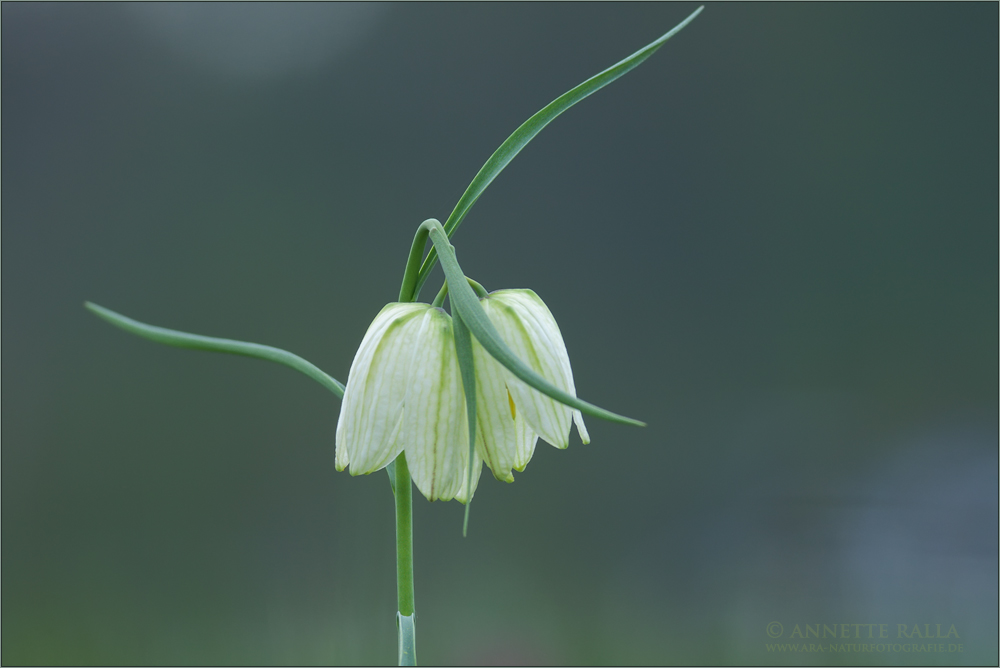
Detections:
[3, 3, 996, 665]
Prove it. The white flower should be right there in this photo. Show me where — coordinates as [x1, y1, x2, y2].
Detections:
[335, 289, 589, 501]
[336, 302, 482, 503]
[473, 289, 589, 482]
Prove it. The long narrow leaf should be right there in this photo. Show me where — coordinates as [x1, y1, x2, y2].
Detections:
[85, 302, 345, 398]
[452, 310, 478, 535]
[420, 221, 645, 427]
[412, 6, 703, 298]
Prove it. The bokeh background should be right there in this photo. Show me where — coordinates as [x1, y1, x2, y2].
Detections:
[3, 3, 997, 666]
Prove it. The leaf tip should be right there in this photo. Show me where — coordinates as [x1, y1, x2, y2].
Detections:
[84, 301, 115, 322]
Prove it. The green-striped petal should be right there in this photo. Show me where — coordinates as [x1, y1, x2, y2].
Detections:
[336, 303, 429, 474]
[471, 334, 538, 482]
[403, 308, 482, 503]
[481, 290, 589, 449]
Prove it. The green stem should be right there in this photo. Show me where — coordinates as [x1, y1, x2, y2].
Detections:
[393, 455, 415, 616]
[399, 225, 432, 303]
[431, 281, 449, 308]
[391, 222, 491, 659]
[466, 278, 489, 299]
[394, 237, 426, 665]
[393, 453, 417, 666]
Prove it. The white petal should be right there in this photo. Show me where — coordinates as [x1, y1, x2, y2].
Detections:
[403, 308, 481, 503]
[511, 392, 539, 472]
[498, 290, 589, 445]
[482, 291, 578, 449]
[504, 291, 590, 445]
[335, 303, 428, 474]
[573, 410, 590, 445]
[472, 336, 535, 482]
[453, 444, 483, 505]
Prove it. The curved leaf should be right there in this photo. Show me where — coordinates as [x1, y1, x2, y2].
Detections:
[452, 310, 477, 535]
[412, 6, 703, 298]
[420, 220, 645, 428]
[85, 302, 345, 398]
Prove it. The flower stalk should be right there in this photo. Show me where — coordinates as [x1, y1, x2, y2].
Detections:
[391, 225, 424, 667]
[393, 455, 416, 666]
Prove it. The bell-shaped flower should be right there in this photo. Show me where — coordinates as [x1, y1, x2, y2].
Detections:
[472, 289, 589, 483]
[335, 302, 482, 503]
[337, 289, 591, 500]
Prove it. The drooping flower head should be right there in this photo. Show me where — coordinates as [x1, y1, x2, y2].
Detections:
[472, 289, 589, 483]
[335, 303, 481, 503]
[335, 289, 589, 502]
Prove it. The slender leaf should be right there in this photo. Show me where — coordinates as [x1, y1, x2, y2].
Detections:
[412, 6, 704, 298]
[420, 220, 645, 427]
[452, 310, 477, 536]
[85, 302, 345, 398]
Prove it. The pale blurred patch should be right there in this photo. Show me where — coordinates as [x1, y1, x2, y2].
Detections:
[125, 3, 389, 81]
